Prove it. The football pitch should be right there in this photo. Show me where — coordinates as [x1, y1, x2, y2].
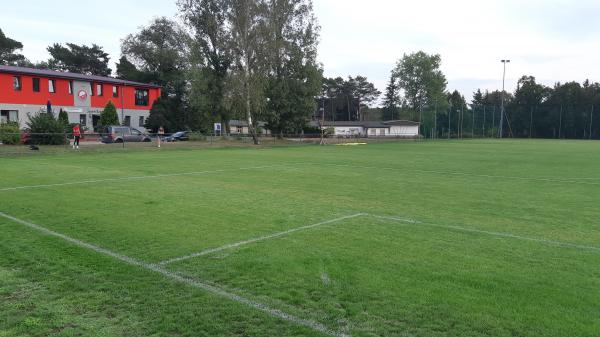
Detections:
[1, 139, 599, 337]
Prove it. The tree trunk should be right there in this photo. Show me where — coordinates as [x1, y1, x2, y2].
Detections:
[244, 63, 259, 145]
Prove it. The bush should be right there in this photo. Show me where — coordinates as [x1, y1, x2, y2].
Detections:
[100, 101, 119, 126]
[58, 109, 69, 131]
[188, 132, 206, 142]
[27, 113, 68, 145]
[0, 122, 20, 145]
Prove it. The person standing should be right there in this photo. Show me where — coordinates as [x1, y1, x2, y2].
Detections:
[158, 126, 165, 148]
[72, 124, 81, 150]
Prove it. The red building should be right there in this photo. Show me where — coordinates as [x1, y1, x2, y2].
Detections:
[0, 65, 161, 132]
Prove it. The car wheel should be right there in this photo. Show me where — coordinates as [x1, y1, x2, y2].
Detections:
[143, 138, 152, 142]
[115, 139, 124, 143]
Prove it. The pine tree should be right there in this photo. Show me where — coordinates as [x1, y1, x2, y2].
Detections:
[383, 73, 401, 120]
[58, 108, 69, 129]
[100, 101, 119, 126]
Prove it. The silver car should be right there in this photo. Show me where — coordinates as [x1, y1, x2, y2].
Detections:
[101, 126, 152, 143]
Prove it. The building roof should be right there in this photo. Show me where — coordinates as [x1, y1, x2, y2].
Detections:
[229, 120, 268, 128]
[0, 65, 161, 89]
[316, 120, 420, 128]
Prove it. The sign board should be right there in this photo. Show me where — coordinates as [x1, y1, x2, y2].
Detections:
[64, 108, 83, 113]
[77, 90, 88, 101]
[214, 123, 222, 136]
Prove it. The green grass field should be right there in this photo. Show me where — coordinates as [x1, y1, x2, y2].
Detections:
[1, 139, 600, 337]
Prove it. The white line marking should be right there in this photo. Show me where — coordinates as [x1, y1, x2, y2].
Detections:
[0, 165, 287, 192]
[375, 215, 600, 253]
[0, 211, 350, 337]
[302, 163, 600, 186]
[370, 215, 422, 224]
[159, 213, 367, 265]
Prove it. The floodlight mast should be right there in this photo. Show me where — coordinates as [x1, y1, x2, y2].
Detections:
[499, 59, 510, 138]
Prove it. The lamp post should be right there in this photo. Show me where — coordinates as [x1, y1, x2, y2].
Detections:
[499, 59, 510, 138]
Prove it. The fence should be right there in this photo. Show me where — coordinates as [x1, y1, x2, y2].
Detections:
[411, 104, 599, 140]
[0, 130, 424, 156]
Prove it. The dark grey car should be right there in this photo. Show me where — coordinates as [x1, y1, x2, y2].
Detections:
[101, 126, 151, 143]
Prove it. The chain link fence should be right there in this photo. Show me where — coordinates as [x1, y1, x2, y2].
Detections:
[412, 104, 598, 140]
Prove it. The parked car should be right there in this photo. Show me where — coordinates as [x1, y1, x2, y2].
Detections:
[101, 126, 151, 143]
[164, 131, 190, 142]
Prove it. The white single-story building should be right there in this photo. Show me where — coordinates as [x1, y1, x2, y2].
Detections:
[229, 120, 271, 135]
[316, 120, 420, 137]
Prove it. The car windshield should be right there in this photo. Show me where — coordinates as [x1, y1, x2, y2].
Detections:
[173, 132, 185, 137]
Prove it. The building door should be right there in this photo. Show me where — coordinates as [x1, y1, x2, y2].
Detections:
[92, 115, 101, 131]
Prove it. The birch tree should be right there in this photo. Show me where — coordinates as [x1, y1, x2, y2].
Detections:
[179, 0, 233, 132]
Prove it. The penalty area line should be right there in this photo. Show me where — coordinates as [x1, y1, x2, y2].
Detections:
[0, 211, 350, 337]
[158, 213, 368, 265]
[375, 214, 600, 253]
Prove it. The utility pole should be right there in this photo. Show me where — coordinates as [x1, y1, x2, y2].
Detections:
[492, 106, 496, 138]
[434, 102, 437, 140]
[590, 105, 594, 140]
[482, 105, 486, 137]
[448, 108, 451, 140]
[558, 105, 563, 139]
[472, 106, 475, 138]
[320, 96, 326, 145]
[499, 60, 510, 138]
[529, 106, 534, 138]
[460, 104, 465, 139]
[419, 102, 423, 137]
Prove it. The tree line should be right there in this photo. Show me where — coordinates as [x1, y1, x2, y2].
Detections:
[1, 0, 322, 144]
[2, 4, 600, 140]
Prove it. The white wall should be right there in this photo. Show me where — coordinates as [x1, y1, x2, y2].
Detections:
[389, 125, 419, 136]
[332, 126, 364, 136]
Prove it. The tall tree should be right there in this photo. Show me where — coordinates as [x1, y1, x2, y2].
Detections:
[0, 28, 26, 65]
[351, 76, 380, 121]
[508, 76, 549, 137]
[447, 90, 468, 138]
[120, 17, 188, 95]
[264, 0, 322, 136]
[179, 0, 233, 133]
[120, 17, 191, 131]
[393, 51, 448, 113]
[47, 43, 111, 76]
[382, 73, 401, 120]
[228, 0, 268, 143]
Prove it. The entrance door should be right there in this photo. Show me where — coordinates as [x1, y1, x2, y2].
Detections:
[92, 115, 101, 132]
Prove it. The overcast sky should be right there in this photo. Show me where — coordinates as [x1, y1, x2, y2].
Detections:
[2, 0, 599, 103]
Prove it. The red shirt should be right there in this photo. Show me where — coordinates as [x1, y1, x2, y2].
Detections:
[73, 125, 81, 137]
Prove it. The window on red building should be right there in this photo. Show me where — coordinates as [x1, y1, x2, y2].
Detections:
[96, 84, 103, 96]
[68, 81, 73, 95]
[49, 79, 56, 93]
[13, 76, 21, 91]
[113, 86, 118, 98]
[32, 78, 40, 92]
[135, 89, 149, 106]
